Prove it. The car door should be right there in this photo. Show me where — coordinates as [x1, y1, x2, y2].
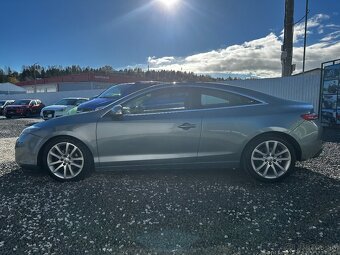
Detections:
[197, 88, 263, 163]
[96, 87, 202, 167]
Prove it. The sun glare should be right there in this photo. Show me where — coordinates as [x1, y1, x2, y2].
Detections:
[157, 0, 180, 9]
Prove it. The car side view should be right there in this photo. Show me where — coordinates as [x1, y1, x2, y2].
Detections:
[5, 99, 45, 118]
[41, 97, 88, 120]
[15, 83, 323, 182]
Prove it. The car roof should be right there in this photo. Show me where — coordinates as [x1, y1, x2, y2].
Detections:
[133, 82, 285, 104]
[14, 99, 37, 101]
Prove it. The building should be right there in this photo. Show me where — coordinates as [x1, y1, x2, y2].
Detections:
[0, 82, 26, 94]
[15, 72, 142, 93]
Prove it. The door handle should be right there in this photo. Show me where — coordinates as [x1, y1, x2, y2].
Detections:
[178, 123, 196, 130]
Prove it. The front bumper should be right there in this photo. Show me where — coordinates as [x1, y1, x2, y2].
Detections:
[15, 133, 44, 167]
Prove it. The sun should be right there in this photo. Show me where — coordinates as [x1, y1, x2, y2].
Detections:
[157, 0, 180, 9]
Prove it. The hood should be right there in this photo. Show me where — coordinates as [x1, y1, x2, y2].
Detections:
[43, 105, 70, 111]
[32, 108, 101, 131]
[77, 97, 115, 110]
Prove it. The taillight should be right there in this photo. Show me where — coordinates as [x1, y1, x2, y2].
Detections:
[301, 113, 318, 121]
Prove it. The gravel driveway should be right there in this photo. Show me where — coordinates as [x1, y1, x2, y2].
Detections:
[0, 117, 339, 254]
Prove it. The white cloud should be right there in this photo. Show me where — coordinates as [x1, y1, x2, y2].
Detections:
[287, 14, 330, 42]
[320, 31, 340, 42]
[147, 14, 340, 78]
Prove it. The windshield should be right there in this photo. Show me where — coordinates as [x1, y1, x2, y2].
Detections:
[13, 100, 31, 105]
[54, 99, 79, 106]
[0, 101, 6, 106]
[99, 84, 133, 98]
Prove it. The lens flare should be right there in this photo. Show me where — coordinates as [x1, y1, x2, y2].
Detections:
[157, 0, 180, 9]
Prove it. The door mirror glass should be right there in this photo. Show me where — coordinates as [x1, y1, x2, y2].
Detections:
[110, 105, 123, 117]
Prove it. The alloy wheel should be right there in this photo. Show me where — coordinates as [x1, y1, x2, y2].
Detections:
[250, 140, 291, 179]
[47, 142, 84, 179]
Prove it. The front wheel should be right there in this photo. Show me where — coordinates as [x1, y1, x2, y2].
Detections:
[42, 137, 94, 181]
[242, 135, 296, 182]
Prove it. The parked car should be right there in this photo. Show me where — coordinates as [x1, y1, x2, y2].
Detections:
[15, 83, 323, 182]
[76, 81, 159, 113]
[4, 99, 45, 118]
[41, 97, 88, 120]
[0, 100, 15, 115]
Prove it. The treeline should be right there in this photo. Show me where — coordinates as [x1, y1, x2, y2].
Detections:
[0, 65, 240, 83]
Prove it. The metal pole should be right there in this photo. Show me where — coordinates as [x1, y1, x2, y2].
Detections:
[282, 0, 294, 77]
[33, 62, 38, 93]
[302, 0, 309, 73]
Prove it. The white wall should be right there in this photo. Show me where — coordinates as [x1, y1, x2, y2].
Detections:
[225, 74, 321, 112]
[1, 74, 322, 110]
[0, 89, 104, 106]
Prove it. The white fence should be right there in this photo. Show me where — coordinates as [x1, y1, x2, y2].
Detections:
[0, 89, 104, 106]
[225, 74, 321, 112]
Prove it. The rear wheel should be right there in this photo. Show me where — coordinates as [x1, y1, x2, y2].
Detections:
[242, 135, 296, 182]
[42, 137, 94, 181]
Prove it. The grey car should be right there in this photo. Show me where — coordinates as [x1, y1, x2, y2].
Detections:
[15, 83, 323, 182]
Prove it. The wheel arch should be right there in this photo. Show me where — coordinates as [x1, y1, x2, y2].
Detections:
[241, 131, 302, 162]
[37, 135, 95, 168]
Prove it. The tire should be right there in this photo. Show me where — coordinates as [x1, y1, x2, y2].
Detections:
[25, 110, 32, 118]
[242, 135, 296, 182]
[42, 137, 94, 181]
[5, 115, 11, 119]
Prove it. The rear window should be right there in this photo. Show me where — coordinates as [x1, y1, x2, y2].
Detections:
[200, 89, 260, 108]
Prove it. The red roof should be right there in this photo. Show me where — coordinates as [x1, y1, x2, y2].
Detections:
[16, 73, 141, 86]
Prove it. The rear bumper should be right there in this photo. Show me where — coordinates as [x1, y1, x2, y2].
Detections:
[291, 120, 323, 161]
[5, 110, 28, 117]
[312, 148, 323, 158]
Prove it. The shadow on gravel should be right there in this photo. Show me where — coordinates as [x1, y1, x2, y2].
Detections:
[0, 165, 339, 254]
[323, 127, 340, 143]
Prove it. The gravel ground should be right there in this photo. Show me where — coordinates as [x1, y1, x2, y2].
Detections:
[0, 117, 339, 255]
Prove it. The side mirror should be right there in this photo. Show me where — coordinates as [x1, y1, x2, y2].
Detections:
[110, 105, 123, 118]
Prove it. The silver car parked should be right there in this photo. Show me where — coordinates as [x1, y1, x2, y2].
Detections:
[15, 83, 323, 182]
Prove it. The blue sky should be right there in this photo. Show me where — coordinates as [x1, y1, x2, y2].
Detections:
[1, 0, 339, 77]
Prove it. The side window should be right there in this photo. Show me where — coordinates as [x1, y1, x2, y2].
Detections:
[77, 99, 86, 105]
[200, 89, 260, 108]
[30, 101, 36, 106]
[123, 88, 192, 114]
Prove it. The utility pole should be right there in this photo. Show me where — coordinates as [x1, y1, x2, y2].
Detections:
[302, 0, 309, 73]
[33, 62, 38, 93]
[281, 0, 294, 77]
